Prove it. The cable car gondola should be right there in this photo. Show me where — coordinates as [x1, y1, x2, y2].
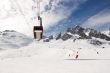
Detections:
[33, 16, 43, 39]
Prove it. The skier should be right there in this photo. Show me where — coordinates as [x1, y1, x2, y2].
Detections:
[94, 49, 99, 54]
[75, 51, 79, 59]
[97, 51, 99, 54]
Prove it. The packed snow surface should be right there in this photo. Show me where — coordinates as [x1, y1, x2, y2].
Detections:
[0, 39, 110, 73]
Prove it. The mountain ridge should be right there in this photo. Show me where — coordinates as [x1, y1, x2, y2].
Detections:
[44, 25, 110, 43]
[55, 25, 110, 41]
[0, 30, 33, 49]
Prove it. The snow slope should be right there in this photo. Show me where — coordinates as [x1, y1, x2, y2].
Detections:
[0, 39, 110, 73]
[0, 30, 33, 49]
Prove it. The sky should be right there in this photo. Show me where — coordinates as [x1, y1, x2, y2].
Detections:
[43, 0, 110, 35]
[0, 0, 110, 37]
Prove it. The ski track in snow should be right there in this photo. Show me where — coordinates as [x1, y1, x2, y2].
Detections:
[0, 39, 110, 73]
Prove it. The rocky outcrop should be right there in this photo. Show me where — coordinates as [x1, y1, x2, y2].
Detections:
[56, 32, 62, 40]
[88, 39, 102, 45]
[88, 29, 110, 41]
[61, 33, 72, 41]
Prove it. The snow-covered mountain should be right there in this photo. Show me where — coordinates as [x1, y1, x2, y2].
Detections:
[0, 30, 33, 49]
[0, 28, 109, 73]
[0, 25, 108, 50]
[0, 35, 110, 73]
[54, 25, 110, 41]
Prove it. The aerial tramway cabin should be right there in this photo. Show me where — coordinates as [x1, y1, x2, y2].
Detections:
[33, 16, 43, 40]
[33, 0, 43, 40]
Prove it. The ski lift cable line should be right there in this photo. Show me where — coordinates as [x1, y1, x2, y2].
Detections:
[36, 0, 40, 16]
[12, 0, 33, 36]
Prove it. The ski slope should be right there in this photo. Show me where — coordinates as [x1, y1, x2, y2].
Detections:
[0, 39, 110, 73]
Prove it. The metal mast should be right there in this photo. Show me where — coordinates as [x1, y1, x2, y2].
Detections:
[36, 0, 42, 26]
